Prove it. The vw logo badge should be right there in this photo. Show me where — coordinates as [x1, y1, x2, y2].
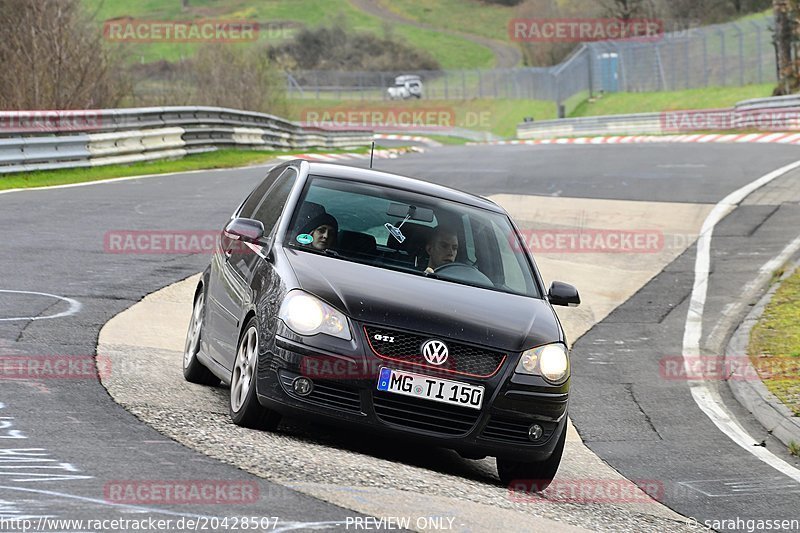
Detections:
[421, 339, 449, 365]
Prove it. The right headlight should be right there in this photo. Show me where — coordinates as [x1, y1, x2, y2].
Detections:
[278, 290, 351, 341]
[514, 343, 569, 384]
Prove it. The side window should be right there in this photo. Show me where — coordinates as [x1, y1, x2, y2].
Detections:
[239, 166, 285, 218]
[491, 220, 527, 293]
[252, 169, 298, 236]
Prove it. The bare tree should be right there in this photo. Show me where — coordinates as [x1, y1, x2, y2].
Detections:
[0, 0, 129, 109]
[184, 45, 287, 115]
[772, 0, 800, 95]
[594, 0, 659, 19]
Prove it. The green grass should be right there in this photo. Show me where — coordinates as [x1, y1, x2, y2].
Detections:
[422, 134, 470, 145]
[748, 268, 800, 417]
[382, 0, 519, 43]
[0, 147, 371, 191]
[570, 84, 775, 117]
[83, 0, 494, 68]
[790, 441, 800, 457]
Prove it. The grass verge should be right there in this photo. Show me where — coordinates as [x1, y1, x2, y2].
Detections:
[571, 84, 775, 117]
[0, 147, 370, 191]
[748, 267, 800, 417]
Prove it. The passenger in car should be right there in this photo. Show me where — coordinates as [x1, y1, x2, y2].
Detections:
[424, 227, 459, 274]
[299, 212, 338, 251]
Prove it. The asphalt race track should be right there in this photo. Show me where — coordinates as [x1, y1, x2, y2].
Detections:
[1, 143, 800, 531]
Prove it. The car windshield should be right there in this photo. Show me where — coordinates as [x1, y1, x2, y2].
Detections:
[285, 175, 541, 298]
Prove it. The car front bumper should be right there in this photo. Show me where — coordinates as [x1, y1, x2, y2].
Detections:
[256, 331, 569, 462]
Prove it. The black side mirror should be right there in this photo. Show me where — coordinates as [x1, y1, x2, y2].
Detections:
[224, 218, 264, 244]
[548, 281, 580, 307]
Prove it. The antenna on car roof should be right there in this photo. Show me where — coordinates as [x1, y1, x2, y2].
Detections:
[369, 141, 375, 169]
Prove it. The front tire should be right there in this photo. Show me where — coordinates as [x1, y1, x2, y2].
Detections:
[183, 289, 219, 386]
[496, 421, 567, 490]
[229, 317, 281, 430]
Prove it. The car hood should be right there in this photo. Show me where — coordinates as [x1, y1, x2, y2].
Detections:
[284, 249, 562, 352]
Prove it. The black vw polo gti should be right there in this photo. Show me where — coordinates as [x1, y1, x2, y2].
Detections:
[183, 160, 580, 487]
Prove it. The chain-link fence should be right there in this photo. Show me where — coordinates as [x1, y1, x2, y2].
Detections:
[285, 15, 776, 113]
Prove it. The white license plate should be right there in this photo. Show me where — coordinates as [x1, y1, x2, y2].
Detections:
[376, 367, 484, 410]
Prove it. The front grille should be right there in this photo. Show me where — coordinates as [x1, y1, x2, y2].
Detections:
[279, 370, 362, 413]
[364, 326, 506, 378]
[481, 417, 557, 444]
[373, 391, 480, 436]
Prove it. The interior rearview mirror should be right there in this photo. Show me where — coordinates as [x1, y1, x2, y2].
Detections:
[387, 202, 434, 223]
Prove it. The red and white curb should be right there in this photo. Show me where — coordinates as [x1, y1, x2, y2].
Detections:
[373, 133, 442, 147]
[469, 132, 800, 146]
[276, 148, 419, 162]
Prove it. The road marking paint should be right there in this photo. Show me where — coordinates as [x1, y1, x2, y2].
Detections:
[756, 132, 789, 143]
[0, 164, 276, 197]
[0, 290, 82, 322]
[682, 158, 800, 484]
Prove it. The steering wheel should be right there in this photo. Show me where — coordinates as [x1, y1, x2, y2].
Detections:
[433, 262, 493, 286]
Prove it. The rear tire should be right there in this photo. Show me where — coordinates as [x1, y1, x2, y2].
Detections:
[183, 289, 219, 386]
[229, 317, 281, 431]
[496, 421, 567, 490]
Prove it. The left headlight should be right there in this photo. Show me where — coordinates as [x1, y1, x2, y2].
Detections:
[514, 343, 569, 384]
[278, 290, 351, 341]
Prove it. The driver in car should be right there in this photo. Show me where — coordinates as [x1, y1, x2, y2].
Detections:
[424, 227, 458, 274]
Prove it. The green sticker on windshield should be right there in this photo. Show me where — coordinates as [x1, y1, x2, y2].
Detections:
[296, 233, 313, 245]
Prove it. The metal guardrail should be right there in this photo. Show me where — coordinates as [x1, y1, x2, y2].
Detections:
[516, 95, 800, 140]
[734, 95, 800, 111]
[516, 112, 663, 139]
[0, 106, 373, 174]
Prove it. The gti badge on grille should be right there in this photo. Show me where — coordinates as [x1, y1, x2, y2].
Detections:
[421, 339, 449, 365]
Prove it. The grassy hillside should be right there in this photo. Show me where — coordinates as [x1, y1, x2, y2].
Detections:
[382, 0, 519, 42]
[571, 84, 775, 117]
[83, 0, 493, 68]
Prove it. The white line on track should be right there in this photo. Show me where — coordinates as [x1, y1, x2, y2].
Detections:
[682, 159, 800, 484]
[0, 163, 278, 197]
[0, 290, 82, 322]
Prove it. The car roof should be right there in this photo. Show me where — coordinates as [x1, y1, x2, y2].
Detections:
[300, 162, 504, 214]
